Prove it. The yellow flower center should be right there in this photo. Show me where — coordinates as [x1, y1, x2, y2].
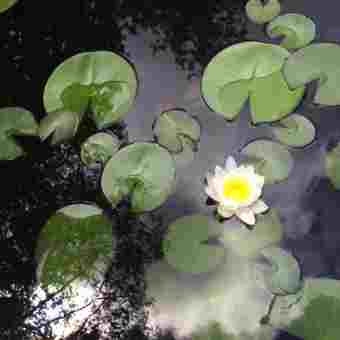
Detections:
[223, 176, 252, 203]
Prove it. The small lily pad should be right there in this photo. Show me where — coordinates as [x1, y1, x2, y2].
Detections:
[241, 139, 294, 184]
[245, 0, 281, 24]
[35, 203, 114, 290]
[267, 13, 316, 50]
[43, 51, 138, 128]
[101, 142, 176, 213]
[218, 209, 283, 258]
[162, 214, 225, 274]
[271, 114, 316, 147]
[283, 43, 340, 106]
[325, 142, 340, 189]
[259, 246, 302, 296]
[38, 110, 81, 145]
[152, 108, 201, 153]
[0, 0, 17, 13]
[81, 132, 120, 166]
[201, 42, 305, 123]
[0, 107, 39, 160]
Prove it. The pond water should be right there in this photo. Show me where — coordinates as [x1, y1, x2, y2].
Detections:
[0, 0, 340, 339]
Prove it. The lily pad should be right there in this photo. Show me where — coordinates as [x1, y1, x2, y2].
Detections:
[81, 132, 120, 166]
[0, 0, 17, 13]
[267, 13, 316, 50]
[325, 142, 340, 189]
[35, 203, 114, 290]
[271, 114, 316, 147]
[0, 107, 39, 160]
[101, 142, 176, 213]
[152, 108, 201, 153]
[162, 214, 225, 274]
[38, 110, 81, 145]
[218, 209, 283, 259]
[241, 139, 294, 184]
[171, 135, 198, 169]
[245, 0, 281, 24]
[283, 43, 340, 106]
[201, 42, 305, 123]
[259, 246, 302, 296]
[43, 51, 138, 128]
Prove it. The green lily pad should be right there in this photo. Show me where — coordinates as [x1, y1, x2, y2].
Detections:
[271, 114, 316, 147]
[35, 203, 114, 290]
[245, 0, 281, 24]
[162, 214, 225, 274]
[38, 110, 81, 145]
[81, 132, 120, 166]
[43, 51, 138, 128]
[287, 295, 340, 340]
[152, 108, 201, 153]
[0, 107, 38, 160]
[267, 13, 316, 50]
[171, 135, 198, 169]
[0, 0, 17, 13]
[218, 209, 283, 259]
[283, 43, 340, 106]
[259, 246, 302, 296]
[325, 142, 340, 189]
[101, 142, 176, 213]
[241, 139, 294, 184]
[201, 42, 305, 123]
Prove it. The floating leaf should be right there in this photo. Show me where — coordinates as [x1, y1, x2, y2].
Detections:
[267, 13, 316, 50]
[283, 43, 340, 106]
[81, 132, 120, 166]
[259, 246, 302, 296]
[241, 139, 294, 184]
[35, 203, 114, 289]
[201, 42, 305, 123]
[219, 209, 283, 258]
[38, 110, 81, 145]
[287, 295, 340, 340]
[0, 0, 17, 14]
[171, 135, 198, 169]
[271, 114, 316, 147]
[101, 142, 176, 213]
[0, 107, 38, 160]
[152, 108, 201, 153]
[245, 0, 281, 24]
[43, 51, 138, 127]
[162, 214, 225, 274]
[325, 142, 340, 189]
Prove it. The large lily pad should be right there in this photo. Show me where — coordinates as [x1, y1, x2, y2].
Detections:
[35, 203, 114, 290]
[101, 142, 176, 213]
[267, 13, 316, 50]
[152, 108, 201, 153]
[241, 139, 294, 184]
[38, 110, 81, 145]
[43, 51, 138, 128]
[0, 0, 17, 13]
[0, 107, 39, 160]
[283, 43, 340, 106]
[201, 42, 305, 123]
[162, 214, 226, 274]
[259, 246, 302, 296]
[245, 0, 281, 24]
[271, 114, 316, 147]
[218, 209, 283, 259]
[325, 142, 340, 190]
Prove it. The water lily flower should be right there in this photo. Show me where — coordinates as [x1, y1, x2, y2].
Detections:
[205, 156, 269, 225]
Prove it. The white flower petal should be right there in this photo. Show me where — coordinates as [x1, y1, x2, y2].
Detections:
[215, 165, 225, 177]
[250, 199, 269, 214]
[205, 186, 220, 202]
[205, 172, 214, 186]
[225, 156, 237, 171]
[236, 207, 256, 225]
[217, 204, 235, 218]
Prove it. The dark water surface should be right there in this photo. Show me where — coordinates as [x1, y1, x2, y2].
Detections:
[0, 0, 339, 339]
